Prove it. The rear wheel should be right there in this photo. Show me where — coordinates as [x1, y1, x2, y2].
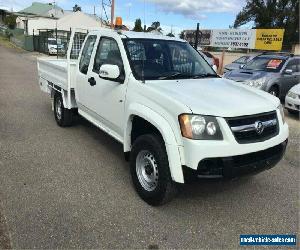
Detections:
[130, 134, 177, 206]
[268, 86, 279, 97]
[54, 92, 73, 127]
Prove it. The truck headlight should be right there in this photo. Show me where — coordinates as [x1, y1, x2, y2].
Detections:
[278, 104, 285, 124]
[179, 114, 223, 140]
[246, 77, 266, 89]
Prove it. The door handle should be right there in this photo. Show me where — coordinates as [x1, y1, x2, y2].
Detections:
[88, 77, 96, 86]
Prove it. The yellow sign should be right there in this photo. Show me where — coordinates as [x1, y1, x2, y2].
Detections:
[255, 29, 285, 51]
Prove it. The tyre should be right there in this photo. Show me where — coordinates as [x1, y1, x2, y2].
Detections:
[130, 134, 177, 206]
[54, 92, 73, 127]
[287, 109, 299, 115]
[268, 86, 279, 97]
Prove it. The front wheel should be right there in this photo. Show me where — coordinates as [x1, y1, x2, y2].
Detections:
[54, 92, 73, 127]
[268, 86, 279, 97]
[130, 134, 177, 206]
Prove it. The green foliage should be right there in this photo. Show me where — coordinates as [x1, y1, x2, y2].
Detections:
[179, 31, 185, 39]
[132, 19, 143, 32]
[72, 4, 81, 12]
[166, 32, 175, 37]
[146, 21, 162, 33]
[4, 15, 16, 29]
[5, 30, 13, 39]
[234, 0, 299, 46]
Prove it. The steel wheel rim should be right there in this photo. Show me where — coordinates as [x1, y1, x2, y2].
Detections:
[55, 98, 62, 120]
[136, 150, 159, 191]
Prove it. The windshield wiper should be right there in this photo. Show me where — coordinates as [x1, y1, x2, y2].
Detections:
[192, 73, 219, 79]
[158, 72, 219, 80]
[158, 72, 187, 80]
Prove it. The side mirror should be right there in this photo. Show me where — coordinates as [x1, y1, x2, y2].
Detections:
[99, 64, 120, 80]
[284, 69, 293, 75]
[239, 64, 245, 69]
[212, 65, 218, 72]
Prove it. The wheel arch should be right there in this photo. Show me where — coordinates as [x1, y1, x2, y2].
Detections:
[124, 104, 184, 183]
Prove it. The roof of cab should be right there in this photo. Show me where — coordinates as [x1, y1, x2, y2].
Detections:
[87, 28, 185, 42]
[120, 31, 184, 42]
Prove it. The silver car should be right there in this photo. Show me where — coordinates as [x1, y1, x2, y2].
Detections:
[224, 53, 300, 99]
[223, 55, 256, 74]
[285, 83, 300, 114]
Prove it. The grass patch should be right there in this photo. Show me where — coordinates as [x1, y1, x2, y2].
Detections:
[0, 36, 24, 52]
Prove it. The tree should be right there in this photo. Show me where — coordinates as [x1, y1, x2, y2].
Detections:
[72, 4, 82, 12]
[4, 15, 16, 29]
[166, 32, 175, 37]
[146, 21, 162, 33]
[234, 0, 299, 47]
[132, 18, 143, 32]
[179, 31, 185, 39]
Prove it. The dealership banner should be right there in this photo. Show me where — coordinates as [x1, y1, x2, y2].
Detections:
[254, 29, 285, 51]
[199, 29, 285, 50]
[210, 29, 255, 49]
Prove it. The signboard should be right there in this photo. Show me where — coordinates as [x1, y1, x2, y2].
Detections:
[184, 28, 285, 50]
[198, 30, 212, 46]
[254, 29, 285, 51]
[210, 29, 255, 49]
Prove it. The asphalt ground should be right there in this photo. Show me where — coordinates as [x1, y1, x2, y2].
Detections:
[0, 44, 299, 249]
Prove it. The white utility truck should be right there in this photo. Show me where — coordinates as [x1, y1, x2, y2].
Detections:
[38, 28, 289, 205]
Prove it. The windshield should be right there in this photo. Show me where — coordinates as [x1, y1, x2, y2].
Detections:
[48, 40, 57, 45]
[233, 56, 250, 64]
[243, 56, 286, 72]
[123, 39, 217, 80]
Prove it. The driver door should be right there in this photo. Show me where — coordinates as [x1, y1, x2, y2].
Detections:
[86, 37, 127, 139]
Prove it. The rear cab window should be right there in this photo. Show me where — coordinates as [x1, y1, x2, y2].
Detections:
[79, 35, 97, 74]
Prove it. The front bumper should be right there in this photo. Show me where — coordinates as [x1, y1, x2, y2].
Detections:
[183, 140, 287, 179]
[285, 95, 300, 112]
[179, 110, 289, 176]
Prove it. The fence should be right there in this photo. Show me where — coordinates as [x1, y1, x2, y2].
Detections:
[33, 29, 88, 58]
[0, 27, 35, 51]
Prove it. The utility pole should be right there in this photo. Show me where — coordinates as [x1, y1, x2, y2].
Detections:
[194, 23, 200, 49]
[100, 0, 103, 27]
[111, 0, 114, 29]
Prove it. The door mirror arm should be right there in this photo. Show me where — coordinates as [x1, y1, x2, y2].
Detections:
[283, 69, 293, 75]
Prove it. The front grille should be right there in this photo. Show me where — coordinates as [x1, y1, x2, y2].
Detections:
[226, 111, 279, 144]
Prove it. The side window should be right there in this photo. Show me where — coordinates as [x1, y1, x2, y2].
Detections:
[285, 59, 300, 73]
[93, 38, 123, 73]
[79, 35, 97, 74]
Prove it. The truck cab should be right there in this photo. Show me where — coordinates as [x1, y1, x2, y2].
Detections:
[38, 28, 289, 205]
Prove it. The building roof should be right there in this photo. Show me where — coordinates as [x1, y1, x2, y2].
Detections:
[18, 2, 63, 17]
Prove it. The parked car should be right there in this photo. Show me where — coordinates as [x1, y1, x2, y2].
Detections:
[38, 29, 288, 205]
[285, 83, 300, 114]
[47, 38, 65, 55]
[223, 55, 256, 74]
[224, 53, 300, 99]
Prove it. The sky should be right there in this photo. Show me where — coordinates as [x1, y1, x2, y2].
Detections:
[0, 0, 250, 36]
